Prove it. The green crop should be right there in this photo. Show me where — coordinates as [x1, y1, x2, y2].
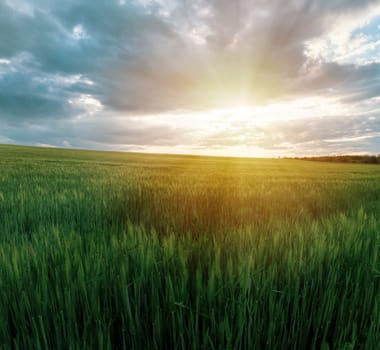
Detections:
[0, 144, 378, 349]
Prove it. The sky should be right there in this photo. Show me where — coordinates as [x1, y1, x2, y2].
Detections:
[1, 0, 380, 157]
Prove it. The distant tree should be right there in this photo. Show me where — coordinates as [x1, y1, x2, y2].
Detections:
[294, 155, 380, 164]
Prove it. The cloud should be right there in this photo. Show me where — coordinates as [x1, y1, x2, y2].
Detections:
[293, 61, 380, 103]
[0, 53, 99, 124]
[1, 0, 380, 155]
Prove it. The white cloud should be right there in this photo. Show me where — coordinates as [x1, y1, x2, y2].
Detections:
[324, 132, 380, 143]
[5, 0, 34, 17]
[72, 24, 89, 40]
[0, 135, 14, 144]
[68, 94, 103, 118]
[35, 143, 57, 148]
[35, 74, 94, 87]
[305, 4, 380, 64]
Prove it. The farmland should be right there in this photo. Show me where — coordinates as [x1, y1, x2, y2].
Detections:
[0, 144, 379, 349]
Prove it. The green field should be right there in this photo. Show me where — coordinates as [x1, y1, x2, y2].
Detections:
[0, 144, 379, 349]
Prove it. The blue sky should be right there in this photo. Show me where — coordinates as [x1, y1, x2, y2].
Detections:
[1, 0, 380, 157]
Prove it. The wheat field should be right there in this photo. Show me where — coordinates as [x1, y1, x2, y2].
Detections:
[0, 144, 379, 349]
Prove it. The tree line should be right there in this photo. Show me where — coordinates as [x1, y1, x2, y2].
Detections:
[292, 155, 380, 164]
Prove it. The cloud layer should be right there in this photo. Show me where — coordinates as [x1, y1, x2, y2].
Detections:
[1, 0, 380, 156]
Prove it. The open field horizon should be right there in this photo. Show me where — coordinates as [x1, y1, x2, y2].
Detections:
[2, 143, 380, 163]
[2, 1, 380, 348]
[0, 144, 379, 349]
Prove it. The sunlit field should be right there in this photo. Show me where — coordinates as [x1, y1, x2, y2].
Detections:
[0, 144, 379, 349]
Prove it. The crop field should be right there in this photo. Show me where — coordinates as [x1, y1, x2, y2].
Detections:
[0, 144, 379, 349]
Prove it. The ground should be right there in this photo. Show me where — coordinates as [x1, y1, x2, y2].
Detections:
[0, 144, 379, 349]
